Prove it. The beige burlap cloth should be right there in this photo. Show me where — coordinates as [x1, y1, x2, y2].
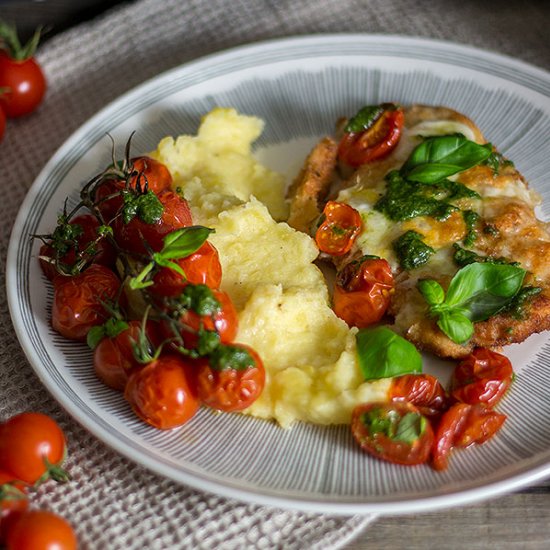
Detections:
[1, 0, 548, 548]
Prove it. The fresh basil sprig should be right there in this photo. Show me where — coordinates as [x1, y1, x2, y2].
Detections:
[356, 326, 422, 380]
[418, 262, 526, 344]
[401, 135, 492, 184]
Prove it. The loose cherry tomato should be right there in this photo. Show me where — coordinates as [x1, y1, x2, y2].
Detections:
[93, 157, 173, 222]
[0, 53, 46, 118]
[5, 509, 77, 550]
[0, 471, 28, 544]
[450, 348, 513, 408]
[39, 213, 116, 280]
[124, 355, 199, 429]
[351, 402, 434, 466]
[151, 241, 223, 297]
[52, 264, 121, 340]
[93, 320, 158, 391]
[115, 189, 193, 255]
[389, 374, 449, 418]
[338, 104, 404, 167]
[315, 201, 362, 256]
[196, 344, 265, 412]
[161, 286, 238, 351]
[432, 403, 506, 471]
[0, 413, 67, 485]
[333, 256, 393, 327]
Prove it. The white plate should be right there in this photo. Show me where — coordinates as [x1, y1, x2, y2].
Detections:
[7, 35, 550, 515]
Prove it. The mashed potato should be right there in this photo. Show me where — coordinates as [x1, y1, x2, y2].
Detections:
[151, 108, 390, 428]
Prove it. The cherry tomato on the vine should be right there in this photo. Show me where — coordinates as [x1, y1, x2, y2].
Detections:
[333, 256, 393, 327]
[450, 348, 513, 408]
[39, 213, 116, 280]
[115, 189, 193, 255]
[432, 403, 506, 471]
[93, 320, 158, 391]
[315, 201, 362, 256]
[5, 509, 77, 550]
[351, 401, 434, 466]
[0, 412, 67, 485]
[389, 374, 449, 418]
[338, 104, 404, 167]
[0, 23, 46, 118]
[124, 354, 199, 429]
[52, 264, 121, 340]
[196, 344, 265, 412]
[151, 241, 223, 297]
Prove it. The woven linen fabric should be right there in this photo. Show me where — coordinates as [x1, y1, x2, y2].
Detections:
[1, 0, 549, 548]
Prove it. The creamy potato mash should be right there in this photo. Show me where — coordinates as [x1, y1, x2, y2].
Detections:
[151, 108, 389, 428]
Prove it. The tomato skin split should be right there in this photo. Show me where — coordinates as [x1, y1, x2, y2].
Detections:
[389, 374, 449, 418]
[333, 257, 394, 327]
[315, 201, 362, 256]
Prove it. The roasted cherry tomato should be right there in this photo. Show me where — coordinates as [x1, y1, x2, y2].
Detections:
[0, 471, 28, 544]
[39, 213, 116, 280]
[124, 355, 199, 429]
[351, 402, 433, 466]
[114, 189, 193, 255]
[389, 374, 449, 418]
[93, 320, 158, 391]
[52, 264, 121, 340]
[432, 403, 506, 471]
[5, 509, 77, 550]
[0, 23, 46, 118]
[338, 104, 404, 167]
[0, 412, 68, 485]
[161, 286, 238, 351]
[196, 344, 265, 412]
[315, 201, 362, 256]
[151, 241, 223, 298]
[450, 348, 513, 408]
[333, 256, 393, 327]
[93, 156, 173, 222]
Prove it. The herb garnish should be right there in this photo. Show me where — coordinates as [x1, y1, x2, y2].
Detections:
[393, 230, 435, 270]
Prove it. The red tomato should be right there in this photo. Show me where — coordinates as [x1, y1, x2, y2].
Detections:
[93, 157, 173, 222]
[39, 213, 116, 280]
[0, 52, 46, 118]
[450, 348, 513, 408]
[432, 403, 506, 471]
[0, 107, 5, 143]
[333, 256, 393, 327]
[114, 189, 193, 255]
[5, 510, 77, 550]
[52, 264, 121, 340]
[93, 320, 158, 391]
[151, 241, 223, 297]
[161, 288, 238, 350]
[389, 374, 449, 418]
[338, 106, 404, 167]
[315, 201, 362, 256]
[351, 402, 434, 466]
[0, 413, 67, 485]
[124, 355, 199, 429]
[196, 344, 265, 412]
[0, 471, 28, 544]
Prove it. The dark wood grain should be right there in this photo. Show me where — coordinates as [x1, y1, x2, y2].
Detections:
[347, 481, 550, 549]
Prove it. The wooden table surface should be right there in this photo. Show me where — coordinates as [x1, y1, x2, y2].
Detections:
[347, 479, 550, 549]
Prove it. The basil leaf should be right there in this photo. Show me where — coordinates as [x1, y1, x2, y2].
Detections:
[401, 135, 492, 183]
[417, 279, 445, 306]
[356, 326, 422, 380]
[394, 413, 427, 444]
[445, 263, 526, 321]
[153, 226, 214, 263]
[437, 310, 474, 344]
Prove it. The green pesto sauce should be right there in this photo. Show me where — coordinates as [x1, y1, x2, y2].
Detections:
[503, 286, 542, 320]
[375, 170, 479, 223]
[393, 230, 435, 270]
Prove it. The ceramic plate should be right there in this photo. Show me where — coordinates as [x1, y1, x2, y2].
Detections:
[7, 35, 550, 514]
